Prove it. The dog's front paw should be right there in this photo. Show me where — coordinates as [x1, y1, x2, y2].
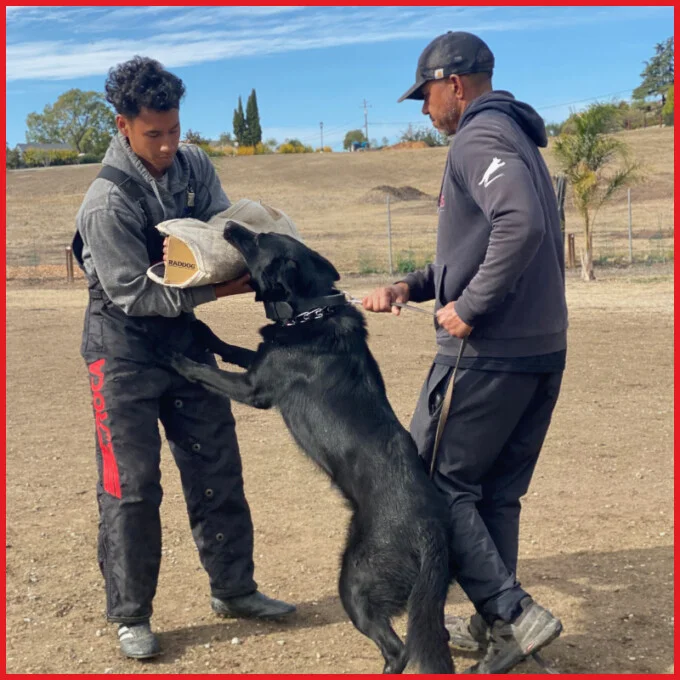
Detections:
[169, 353, 199, 382]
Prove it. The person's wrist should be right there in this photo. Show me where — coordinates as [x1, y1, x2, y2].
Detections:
[393, 282, 410, 301]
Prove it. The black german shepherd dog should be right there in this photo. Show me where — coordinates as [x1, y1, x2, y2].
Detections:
[169, 224, 454, 674]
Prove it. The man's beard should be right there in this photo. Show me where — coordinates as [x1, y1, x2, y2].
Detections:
[436, 104, 461, 136]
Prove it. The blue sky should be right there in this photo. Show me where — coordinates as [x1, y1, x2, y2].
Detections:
[5, 5, 674, 151]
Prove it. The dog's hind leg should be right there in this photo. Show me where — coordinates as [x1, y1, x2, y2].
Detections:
[339, 559, 407, 674]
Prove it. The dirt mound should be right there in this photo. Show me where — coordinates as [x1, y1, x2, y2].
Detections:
[387, 141, 429, 150]
[364, 185, 433, 204]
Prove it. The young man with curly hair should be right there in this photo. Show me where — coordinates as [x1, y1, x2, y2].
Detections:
[73, 56, 294, 660]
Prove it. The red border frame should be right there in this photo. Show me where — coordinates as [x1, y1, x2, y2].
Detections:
[3, 3, 676, 679]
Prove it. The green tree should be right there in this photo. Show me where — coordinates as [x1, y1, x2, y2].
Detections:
[399, 124, 447, 146]
[25, 89, 115, 154]
[244, 89, 262, 146]
[232, 96, 246, 145]
[633, 37, 674, 106]
[553, 103, 638, 281]
[218, 131, 233, 145]
[6, 143, 21, 169]
[184, 129, 209, 145]
[662, 84, 674, 126]
[343, 129, 366, 150]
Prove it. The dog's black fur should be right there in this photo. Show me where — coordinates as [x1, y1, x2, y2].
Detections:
[170, 225, 454, 674]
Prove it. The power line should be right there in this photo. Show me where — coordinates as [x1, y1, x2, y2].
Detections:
[268, 87, 642, 148]
[535, 88, 636, 112]
[277, 121, 356, 145]
[370, 89, 639, 128]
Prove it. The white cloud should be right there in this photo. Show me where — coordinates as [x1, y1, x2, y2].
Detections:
[153, 5, 305, 29]
[6, 26, 418, 81]
[6, 6, 672, 82]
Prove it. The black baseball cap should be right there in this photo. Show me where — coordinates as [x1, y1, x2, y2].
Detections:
[398, 31, 495, 103]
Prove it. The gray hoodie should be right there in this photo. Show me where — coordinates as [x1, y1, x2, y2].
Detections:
[401, 90, 568, 358]
[75, 133, 230, 317]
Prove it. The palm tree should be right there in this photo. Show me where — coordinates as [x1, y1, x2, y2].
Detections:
[553, 103, 638, 281]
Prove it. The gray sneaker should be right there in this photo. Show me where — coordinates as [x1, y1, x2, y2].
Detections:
[118, 622, 161, 659]
[445, 613, 489, 652]
[465, 597, 562, 674]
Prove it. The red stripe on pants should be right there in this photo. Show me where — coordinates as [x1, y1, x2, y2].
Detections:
[88, 359, 122, 498]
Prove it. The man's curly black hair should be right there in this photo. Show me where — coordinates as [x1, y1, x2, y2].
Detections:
[105, 56, 186, 117]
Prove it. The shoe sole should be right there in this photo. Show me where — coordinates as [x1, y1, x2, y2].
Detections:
[213, 609, 296, 620]
[123, 650, 162, 660]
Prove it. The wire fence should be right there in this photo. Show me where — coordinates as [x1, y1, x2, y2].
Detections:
[5, 186, 674, 281]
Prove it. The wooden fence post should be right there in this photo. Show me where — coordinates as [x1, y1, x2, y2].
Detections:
[567, 233, 576, 269]
[65, 246, 74, 283]
[386, 195, 394, 276]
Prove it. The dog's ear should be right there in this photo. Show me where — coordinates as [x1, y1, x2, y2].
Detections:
[309, 251, 340, 284]
[287, 250, 339, 297]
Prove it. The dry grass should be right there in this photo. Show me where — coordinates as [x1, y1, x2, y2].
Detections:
[5, 126, 674, 275]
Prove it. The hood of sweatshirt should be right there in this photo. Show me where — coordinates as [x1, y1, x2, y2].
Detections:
[101, 133, 194, 219]
[457, 90, 548, 148]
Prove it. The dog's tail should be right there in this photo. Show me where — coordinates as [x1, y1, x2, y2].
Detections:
[405, 530, 454, 674]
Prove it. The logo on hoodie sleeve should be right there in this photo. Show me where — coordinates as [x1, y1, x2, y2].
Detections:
[479, 157, 506, 188]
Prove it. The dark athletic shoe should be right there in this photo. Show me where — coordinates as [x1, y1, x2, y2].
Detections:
[211, 591, 296, 620]
[465, 597, 562, 674]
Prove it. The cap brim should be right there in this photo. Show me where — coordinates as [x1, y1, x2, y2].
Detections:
[397, 78, 427, 103]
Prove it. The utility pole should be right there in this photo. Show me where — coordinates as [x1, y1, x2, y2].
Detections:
[362, 99, 371, 145]
[320, 121, 323, 149]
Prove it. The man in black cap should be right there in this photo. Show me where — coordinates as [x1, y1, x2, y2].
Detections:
[363, 31, 567, 673]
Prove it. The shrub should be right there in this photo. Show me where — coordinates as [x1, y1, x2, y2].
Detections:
[278, 140, 313, 154]
[198, 143, 226, 157]
[399, 124, 447, 147]
[77, 153, 103, 164]
[395, 250, 417, 273]
[22, 149, 79, 167]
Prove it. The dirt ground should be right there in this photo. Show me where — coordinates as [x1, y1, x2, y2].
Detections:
[5, 261, 674, 674]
